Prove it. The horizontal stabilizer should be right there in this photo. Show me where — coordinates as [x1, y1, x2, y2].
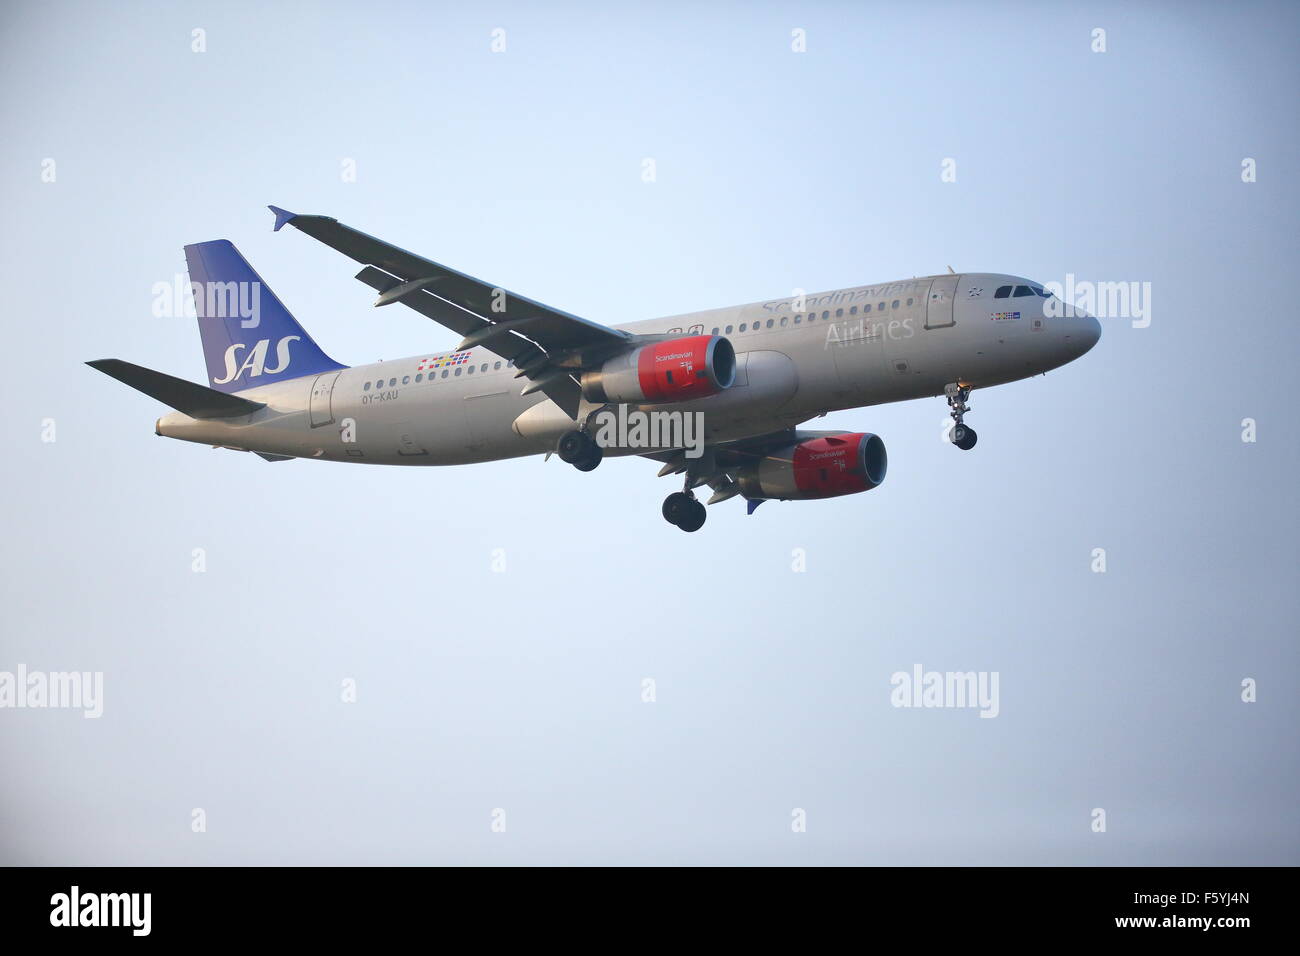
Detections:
[86, 359, 266, 419]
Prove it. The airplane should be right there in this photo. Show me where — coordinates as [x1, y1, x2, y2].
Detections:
[88, 206, 1101, 532]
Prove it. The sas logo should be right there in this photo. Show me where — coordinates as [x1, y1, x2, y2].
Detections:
[212, 335, 300, 384]
[990, 311, 1021, 322]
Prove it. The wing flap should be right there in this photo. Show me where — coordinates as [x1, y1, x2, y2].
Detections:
[353, 263, 584, 417]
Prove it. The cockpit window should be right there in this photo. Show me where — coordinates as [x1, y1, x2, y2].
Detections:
[1013, 285, 1035, 297]
[994, 286, 1012, 298]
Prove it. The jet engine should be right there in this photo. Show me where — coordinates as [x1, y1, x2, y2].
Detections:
[735, 433, 887, 501]
[580, 334, 736, 404]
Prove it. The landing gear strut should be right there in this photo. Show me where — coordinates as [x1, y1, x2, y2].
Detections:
[662, 491, 706, 532]
[557, 429, 602, 471]
[945, 383, 978, 451]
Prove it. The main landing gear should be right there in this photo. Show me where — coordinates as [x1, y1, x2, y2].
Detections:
[662, 491, 707, 533]
[945, 383, 978, 451]
[661, 452, 713, 532]
[556, 429, 602, 472]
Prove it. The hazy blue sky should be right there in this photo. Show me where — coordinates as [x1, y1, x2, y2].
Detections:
[2, 0, 1296, 864]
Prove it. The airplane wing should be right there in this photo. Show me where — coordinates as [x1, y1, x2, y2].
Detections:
[268, 206, 632, 418]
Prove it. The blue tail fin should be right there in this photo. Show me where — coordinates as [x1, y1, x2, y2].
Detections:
[184, 240, 345, 393]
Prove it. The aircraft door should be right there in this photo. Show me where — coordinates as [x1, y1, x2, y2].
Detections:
[925, 275, 959, 329]
[309, 371, 341, 426]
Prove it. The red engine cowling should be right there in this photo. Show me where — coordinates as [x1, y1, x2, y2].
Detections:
[735, 433, 887, 501]
[580, 335, 736, 404]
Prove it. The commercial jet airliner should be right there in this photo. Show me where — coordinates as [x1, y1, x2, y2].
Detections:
[88, 206, 1101, 532]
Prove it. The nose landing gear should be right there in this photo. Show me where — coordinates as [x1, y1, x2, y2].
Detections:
[557, 429, 602, 471]
[945, 383, 978, 451]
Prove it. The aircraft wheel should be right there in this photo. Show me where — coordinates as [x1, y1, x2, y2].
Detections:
[952, 425, 978, 451]
[676, 499, 707, 532]
[574, 448, 602, 471]
[557, 430, 593, 464]
[662, 492, 693, 526]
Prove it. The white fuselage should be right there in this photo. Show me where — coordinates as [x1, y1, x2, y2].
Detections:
[156, 272, 1100, 463]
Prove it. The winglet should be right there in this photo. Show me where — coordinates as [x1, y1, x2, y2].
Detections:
[268, 205, 297, 232]
[746, 498, 765, 515]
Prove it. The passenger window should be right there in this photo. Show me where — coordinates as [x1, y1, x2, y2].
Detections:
[711, 327, 719, 335]
[995, 286, 1012, 298]
[850, 306, 858, 315]
[375, 380, 383, 389]
[907, 297, 913, 306]
[402, 375, 410, 384]
[441, 370, 448, 378]
[389, 378, 396, 387]
[481, 364, 488, 372]
[363, 382, 371, 391]
[794, 316, 801, 323]
[835, 309, 843, 318]
[415, 374, 422, 383]
[779, 317, 787, 326]
[467, 365, 474, 374]
[725, 325, 733, 334]
[454, 368, 462, 376]
[494, 362, 501, 370]
[822, 311, 829, 319]
[878, 302, 885, 311]
[739, 323, 747, 332]
[864, 304, 872, 313]
[766, 319, 774, 328]
[1014, 286, 1034, 297]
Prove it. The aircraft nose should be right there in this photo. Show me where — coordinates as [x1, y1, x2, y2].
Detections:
[1079, 312, 1101, 352]
[1061, 309, 1101, 359]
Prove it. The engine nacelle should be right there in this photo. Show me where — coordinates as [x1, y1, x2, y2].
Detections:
[736, 433, 887, 501]
[580, 335, 736, 405]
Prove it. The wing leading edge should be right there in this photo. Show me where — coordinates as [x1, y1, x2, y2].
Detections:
[268, 206, 631, 418]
